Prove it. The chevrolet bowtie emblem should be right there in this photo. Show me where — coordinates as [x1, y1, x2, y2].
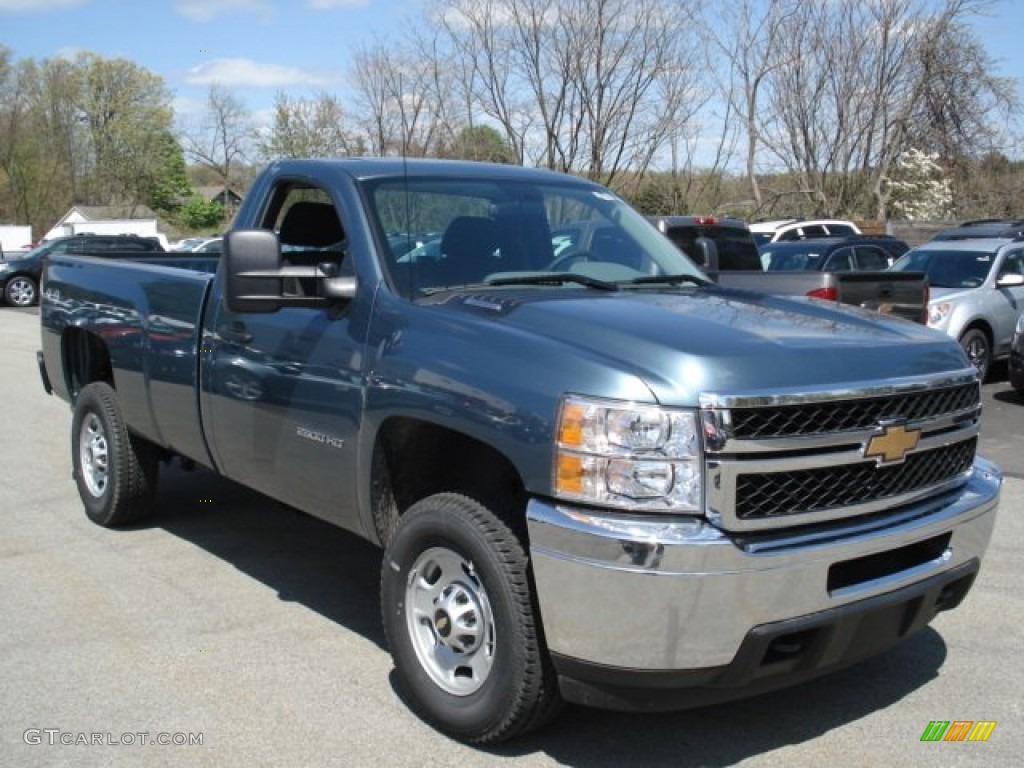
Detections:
[864, 422, 921, 465]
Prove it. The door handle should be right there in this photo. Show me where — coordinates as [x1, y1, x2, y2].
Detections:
[218, 322, 253, 346]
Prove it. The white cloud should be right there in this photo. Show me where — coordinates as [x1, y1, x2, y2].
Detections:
[0, 0, 85, 11]
[175, 0, 273, 23]
[185, 57, 336, 88]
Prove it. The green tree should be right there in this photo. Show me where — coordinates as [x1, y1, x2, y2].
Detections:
[440, 125, 517, 163]
[179, 197, 224, 229]
[74, 53, 176, 208]
[146, 132, 192, 213]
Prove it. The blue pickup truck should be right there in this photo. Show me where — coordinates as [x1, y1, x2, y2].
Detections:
[38, 159, 1000, 744]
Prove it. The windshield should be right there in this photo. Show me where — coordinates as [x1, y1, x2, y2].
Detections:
[365, 177, 705, 299]
[760, 242, 829, 271]
[890, 248, 996, 288]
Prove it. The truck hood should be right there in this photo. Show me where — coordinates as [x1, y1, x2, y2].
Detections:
[427, 286, 969, 405]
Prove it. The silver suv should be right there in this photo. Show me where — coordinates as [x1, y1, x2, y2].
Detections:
[890, 237, 1024, 379]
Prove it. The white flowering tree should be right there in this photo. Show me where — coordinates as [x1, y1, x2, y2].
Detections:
[884, 148, 953, 220]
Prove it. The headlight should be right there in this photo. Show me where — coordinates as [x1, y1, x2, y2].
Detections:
[928, 302, 952, 326]
[554, 395, 702, 512]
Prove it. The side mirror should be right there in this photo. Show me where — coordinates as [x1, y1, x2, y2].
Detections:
[694, 236, 720, 275]
[224, 230, 284, 313]
[997, 273, 1024, 288]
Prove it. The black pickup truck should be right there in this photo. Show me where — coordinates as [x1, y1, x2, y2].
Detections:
[38, 159, 1000, 743]
[648, 215, 927, 322]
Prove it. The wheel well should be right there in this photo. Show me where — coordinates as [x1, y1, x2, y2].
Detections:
[63, 327, 114, 400]
[960, 321, 992, 344]
[370, 417, 527, 545]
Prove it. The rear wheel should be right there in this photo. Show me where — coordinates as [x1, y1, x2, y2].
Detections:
[959, 328, 991, 382]
[71, 382, 158, 526]
[4, 275, 37, 306]
[381, 493, 561, 744]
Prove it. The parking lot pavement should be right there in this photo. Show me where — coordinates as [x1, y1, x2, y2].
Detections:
[2, 308, 1021, 767]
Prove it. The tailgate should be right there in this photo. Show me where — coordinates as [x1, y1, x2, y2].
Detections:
[836, 272, 927, 323]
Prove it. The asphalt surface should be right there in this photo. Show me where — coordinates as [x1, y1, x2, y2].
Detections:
[1, 306, 1021, 767]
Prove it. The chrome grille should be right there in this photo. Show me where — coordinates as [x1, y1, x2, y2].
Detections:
[736, 439, 976, 520]
[729, 382, 979, 439]
[700, 370, 983, 532]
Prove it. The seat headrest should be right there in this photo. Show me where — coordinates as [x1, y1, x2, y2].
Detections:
[279, 202, 344, 247]
[441, 216, 498, 261]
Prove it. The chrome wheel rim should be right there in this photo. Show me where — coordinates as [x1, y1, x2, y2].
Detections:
[79, 413, 109, 498]
[405, 546, 495, 696]
[7, 277, 35, 306]
[964, 336, 988, 373]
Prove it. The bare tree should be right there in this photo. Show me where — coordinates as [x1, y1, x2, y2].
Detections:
[436, 0, 707, 186]
[182, 84, 251, 220]
[719, 0, 1017, 218]
[349, 36, 457, 157]
[256, 91, 363, 161]
[702, 0, 802, 211]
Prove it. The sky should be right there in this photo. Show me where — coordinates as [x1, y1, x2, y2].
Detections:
[1, 0, 421, 128]
[2, 0, 1024, 145]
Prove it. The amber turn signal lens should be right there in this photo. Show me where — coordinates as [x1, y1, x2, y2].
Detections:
[558, 402, 585, 446]
[556, 454, 584, 493]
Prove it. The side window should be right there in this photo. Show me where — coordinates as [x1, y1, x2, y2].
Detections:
[998, 251, 1024, 277]
[267, 185, 349, 295]
[855, 247, 889, 271]
[823, 248, 854, 272]
[270, 186, 347, 267]
[800, 225, 828, 239]
[826, 224, 856, 237]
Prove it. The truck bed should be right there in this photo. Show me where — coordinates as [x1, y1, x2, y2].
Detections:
[710, 269, 927, 322]
[40, 254, 218, 465]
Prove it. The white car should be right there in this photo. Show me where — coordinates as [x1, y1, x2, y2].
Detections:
[749, 218, 861, 246]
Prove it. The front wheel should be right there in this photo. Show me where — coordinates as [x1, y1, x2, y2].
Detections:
[4, 275, 37, 306]
[959, 328, 991, 382]
[71, 382, 158, 526]
[381, 493, 561, 744]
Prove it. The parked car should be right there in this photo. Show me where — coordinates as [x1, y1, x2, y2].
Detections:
[890, 237, 1024, 379]
[172, 237, 214, 251]
[646, 215, 763, 270]
[1009, 312, 1024, 394]
[649, 217, 927, 322]
[931, 218, 1024, 241]
[749, 218, 862, 246]
[759, 237, 899, 272]
[0, 234, 165, 307]
[193, 237, 223, 254]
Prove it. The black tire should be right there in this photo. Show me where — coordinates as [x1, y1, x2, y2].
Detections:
[71, 382, 158, 526]
[959, 328, 991, 382]
[4, 275, 37, 307]
[381, 493, 562, 744]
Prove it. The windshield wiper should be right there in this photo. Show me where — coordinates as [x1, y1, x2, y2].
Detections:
[486, 273, 620, 291]
[625, 273, 712, 287]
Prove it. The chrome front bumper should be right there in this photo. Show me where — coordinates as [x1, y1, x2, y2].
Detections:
[527, 457, 1001, 672]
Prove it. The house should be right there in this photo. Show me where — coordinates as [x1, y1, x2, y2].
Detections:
[194, 186, 243, 211]
[43, 204, 162, 243]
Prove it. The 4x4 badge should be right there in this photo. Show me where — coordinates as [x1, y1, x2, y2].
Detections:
[864, 421, 921, 465]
